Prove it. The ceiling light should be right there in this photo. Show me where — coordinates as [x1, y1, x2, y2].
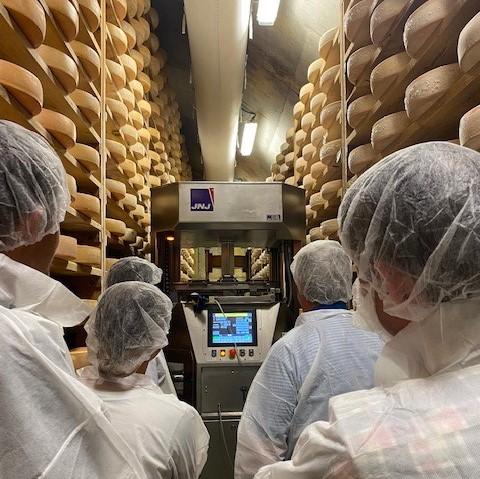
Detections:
[257, 0, 281, 26]
[239, 122, 258, 156]
[166, 235, 175, 242]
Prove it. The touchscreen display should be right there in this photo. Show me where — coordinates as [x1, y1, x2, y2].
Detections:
[209, 311, 256, 346]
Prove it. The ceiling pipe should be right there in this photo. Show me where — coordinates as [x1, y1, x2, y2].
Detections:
[184, 0, 251, 181]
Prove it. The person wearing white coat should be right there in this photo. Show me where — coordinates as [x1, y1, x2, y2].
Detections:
[105, 256, 177, 395]
[0, 120, 147, 478]
[80, 281, 209, 478]
[254, 142, 480, 478]
[235, 241, 383, 479]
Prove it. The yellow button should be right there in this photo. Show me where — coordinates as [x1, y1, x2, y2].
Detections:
[220, 350, 226, 357]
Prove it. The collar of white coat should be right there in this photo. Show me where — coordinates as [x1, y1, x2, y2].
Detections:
[375, 297, 480, 387]
[0, 254, 92, 327]
[295, 308, 350, 327]
[78, 365, 155, 391]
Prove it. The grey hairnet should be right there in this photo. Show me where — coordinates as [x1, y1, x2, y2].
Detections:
[339, 141, 480, 321]
[290, 240, 352, 304]
[85, 281, 172, 378]
[106, 256, 163, 287]
[0, 120, 69, 252]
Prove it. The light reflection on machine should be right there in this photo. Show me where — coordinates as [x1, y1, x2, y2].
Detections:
[151, 182, 305, 478]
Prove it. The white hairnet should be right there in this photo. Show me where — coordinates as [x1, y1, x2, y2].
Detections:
[339, 141, 480, 321]
[86, 281, 172, 378]
[0, 120, 69, 252]
[290, 240, 352, 304]
[106, 256, 163, 287]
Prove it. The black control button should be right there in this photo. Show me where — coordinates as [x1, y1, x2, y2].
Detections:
[211, 350, 217, 358]
[239, 349, 246, 357]
[248, 349, 254, 357]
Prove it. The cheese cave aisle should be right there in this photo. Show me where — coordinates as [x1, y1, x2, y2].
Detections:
[1, 0, 480, 478]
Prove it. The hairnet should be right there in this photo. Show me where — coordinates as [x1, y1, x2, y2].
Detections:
[339, 141, 480, 321]
[0, 120, 69, 252]
[290, 240, 352, 304]
[85, 281, 172, 378]
[106, 256, 163, 287]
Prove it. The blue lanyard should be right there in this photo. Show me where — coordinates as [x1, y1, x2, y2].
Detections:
[311, 302, 347, 311]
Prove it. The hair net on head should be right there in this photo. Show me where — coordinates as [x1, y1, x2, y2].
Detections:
[0, 120, 69, 252]
[85, 281, 173, 378]
[339, 141, 480, 321]
[106, 256, 163, 288]
[290, 240, 352, 304]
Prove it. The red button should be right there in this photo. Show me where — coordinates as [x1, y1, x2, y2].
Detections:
[229, 349, 236, 359]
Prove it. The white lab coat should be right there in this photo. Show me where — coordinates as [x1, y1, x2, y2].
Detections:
[0, 254, 147, 479]
[145, 350, 178, 395]
[235, 309, 383, 479]
[79, 366, 210, 479]
[254, 299, 480, 478]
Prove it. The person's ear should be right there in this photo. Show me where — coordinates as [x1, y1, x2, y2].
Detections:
[375, 262, 416, 304]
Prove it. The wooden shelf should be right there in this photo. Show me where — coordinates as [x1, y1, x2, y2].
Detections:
[51, 258, 101, 277]
[63, 206, 101, 233]
[106, 193, 146, 235]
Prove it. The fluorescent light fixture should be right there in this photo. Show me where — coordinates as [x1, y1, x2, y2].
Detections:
[257, 0, 281, 26]
[240, 122, 258, 156]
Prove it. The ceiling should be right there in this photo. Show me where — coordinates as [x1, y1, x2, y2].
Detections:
[152, 0, 340, 181]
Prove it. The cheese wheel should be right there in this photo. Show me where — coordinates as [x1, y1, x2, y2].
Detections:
[310, 93, 327, 116]
[348, 143, 380, 175]
[159, 152, 169, 164]
[137, 99, 152, 119]
[35, 109, 76, 149]
[123, 192, 137, 211]
[131, 142, 146, 161]
[78, 0, 101, 31]
[150, 176, 161, 187]
[279, 163, 290, 175]
[74, 193, 100, 217]
[295, 130, 307, 149]
[45, 0, 79, 42]
[309, 227, 325, 242]
[130, 49, 144, 73]
[285, 176, 297, 186]
[370, 52, 410, 99]
[70, 41, 100, 81]
[347, 94, 376, 129]
[106, 178, 127, 200]
[404, 0, 453, 60]
[344, 0, 373, 48]
[108, 0, 127, 21]
[106, 258, 119, 270]
[293, 102, 305, 120]
[107, 22, 128, 56]
[138, 128, 151, 146]
[69, 143, 100, 171]
[347, 44, 377, 85]
[320, 219, 339, 238]
[148, 127, 161, 143]
[169, 174, 176, 183]
[138, 45, 151, 67]
[139, 185, 151, 200]
[118, 88, 135, 112]
[154, 163, 165, 175]
[107, 97, 129, 127]
[321, 179, 342, 201]
[148, 150, 160, 165]
[299, 83, 314, 104]
[106, 59, 126, 89]
[405, 63, 461, 121]
[106, 218, 127, 236]
[149, 56, 162, 77]
[129, 110, 144, 129]
[121, 20, 137, 49]
[295, 157, 307, 175]
[76, 244, 101, 266]
[460, 105, 480, 151]
[122, 158, 136, 177]
[0, 60, 43, 116]
[308, 58, 326, 84]
[301, 112, 316, 133]
[120, 227, 136, 242]
[303, 174, 315, 191]
[137, 72, 151, 93]
[55, 235, 77, 260]
[318, 27, 339, 65]
[120, 124, 138, 145]
[148, 33, 160, 54]
[1, 0, 46, 47]
[150, 102, 161, 121]
[132, 204, 145, 220]
[69, 89, 100, 125]
[284, 152, 295, 168]
[370, 0, 410, 47]
[139, 17, 150, 42]
[38, 45, 79, 94]
[66, 174, 77, 199]
[371, 111, 411, 153]
[120, 54, 137, 82]
[129, 80, 144, 101]
[320, 140, 342, 167]
[310, 191, 325, 210]
[319, 65, 340, 95]
[311, 126, 326, 148]
[320, 101, 341, 130]
[458, 12, 480, 73]
[106, 139, 127, 164]
[303, 143, 316, 163]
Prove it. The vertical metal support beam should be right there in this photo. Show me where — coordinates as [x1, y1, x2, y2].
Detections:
[339, 0, 348, 197]
[100, 0, 107, 291]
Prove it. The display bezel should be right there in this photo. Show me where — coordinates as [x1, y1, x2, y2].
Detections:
[207, 309, 258, 347]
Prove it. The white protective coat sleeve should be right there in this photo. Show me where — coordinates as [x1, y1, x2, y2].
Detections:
[235, 344, 299, 479]
[0, 308, 147, 479]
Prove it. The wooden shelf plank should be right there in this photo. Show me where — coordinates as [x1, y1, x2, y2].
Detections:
[63, 206, 101, 232]
[51, 258, 101, 277]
